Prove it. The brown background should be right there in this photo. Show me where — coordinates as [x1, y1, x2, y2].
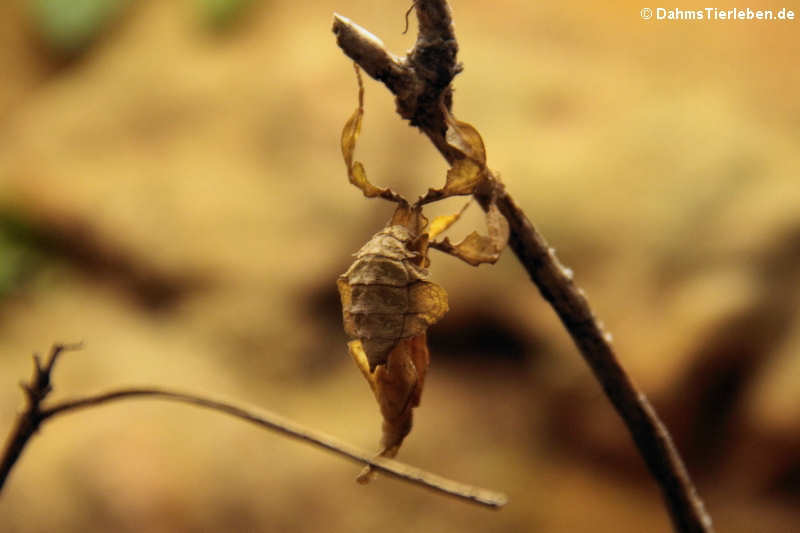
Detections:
[1, 1, 799, 532]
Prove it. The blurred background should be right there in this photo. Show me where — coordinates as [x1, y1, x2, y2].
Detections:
[1, 0, 799, 531]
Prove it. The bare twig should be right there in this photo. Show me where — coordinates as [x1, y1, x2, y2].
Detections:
[332, 2, 713, 532]
[0, 345, 506, 509]
[0, 343, 83, 490]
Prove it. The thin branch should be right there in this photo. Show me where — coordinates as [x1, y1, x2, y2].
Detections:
[0, 346, 506, 509]
[332, 2, 714, 532]
[0, 343, 83, 492]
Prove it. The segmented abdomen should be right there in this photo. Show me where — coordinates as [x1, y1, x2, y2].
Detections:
[337, 225, 448, 370]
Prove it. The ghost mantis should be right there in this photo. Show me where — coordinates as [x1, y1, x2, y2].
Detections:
[337, 65, 508, 482]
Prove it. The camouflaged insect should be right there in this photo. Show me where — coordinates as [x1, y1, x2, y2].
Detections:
[338, 65, 508, 483]
[337, 204, 449, 482]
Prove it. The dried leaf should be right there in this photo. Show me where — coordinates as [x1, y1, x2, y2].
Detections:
[432, 201, 509, 265]
[341, 65, 405, 203]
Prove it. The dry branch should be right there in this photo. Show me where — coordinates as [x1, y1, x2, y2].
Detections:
[0, 344, 506, 509]
[333, 2, 713, 532]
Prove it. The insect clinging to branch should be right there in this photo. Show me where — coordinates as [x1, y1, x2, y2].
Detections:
[337, 65, 509, 482]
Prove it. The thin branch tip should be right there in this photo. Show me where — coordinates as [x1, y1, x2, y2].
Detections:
[51, 341, 85, 354]
[43, 341, 84, 372]
[332, 14, 383, 47]
[331, 12, 346, 32]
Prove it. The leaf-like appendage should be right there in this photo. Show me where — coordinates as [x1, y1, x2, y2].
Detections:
[444, 109, 487, 164]
[417, 109, 488, 205]
[426, 200, 471, 240]
[404, 281, 449, 335]
[444, 158, 484, 195]
[432, 201, 509, 266]
[349, 334, 430, 484]
[341, 65, 405, 203]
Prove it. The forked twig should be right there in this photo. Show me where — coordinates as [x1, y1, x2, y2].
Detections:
[332, 2, 713, 532]
[0, 344, 506, 509]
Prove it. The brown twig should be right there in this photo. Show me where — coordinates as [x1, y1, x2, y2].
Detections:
[0, 344, 506, 509]
[332, 2, 714, 532]
[0, 342, 84, 489]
